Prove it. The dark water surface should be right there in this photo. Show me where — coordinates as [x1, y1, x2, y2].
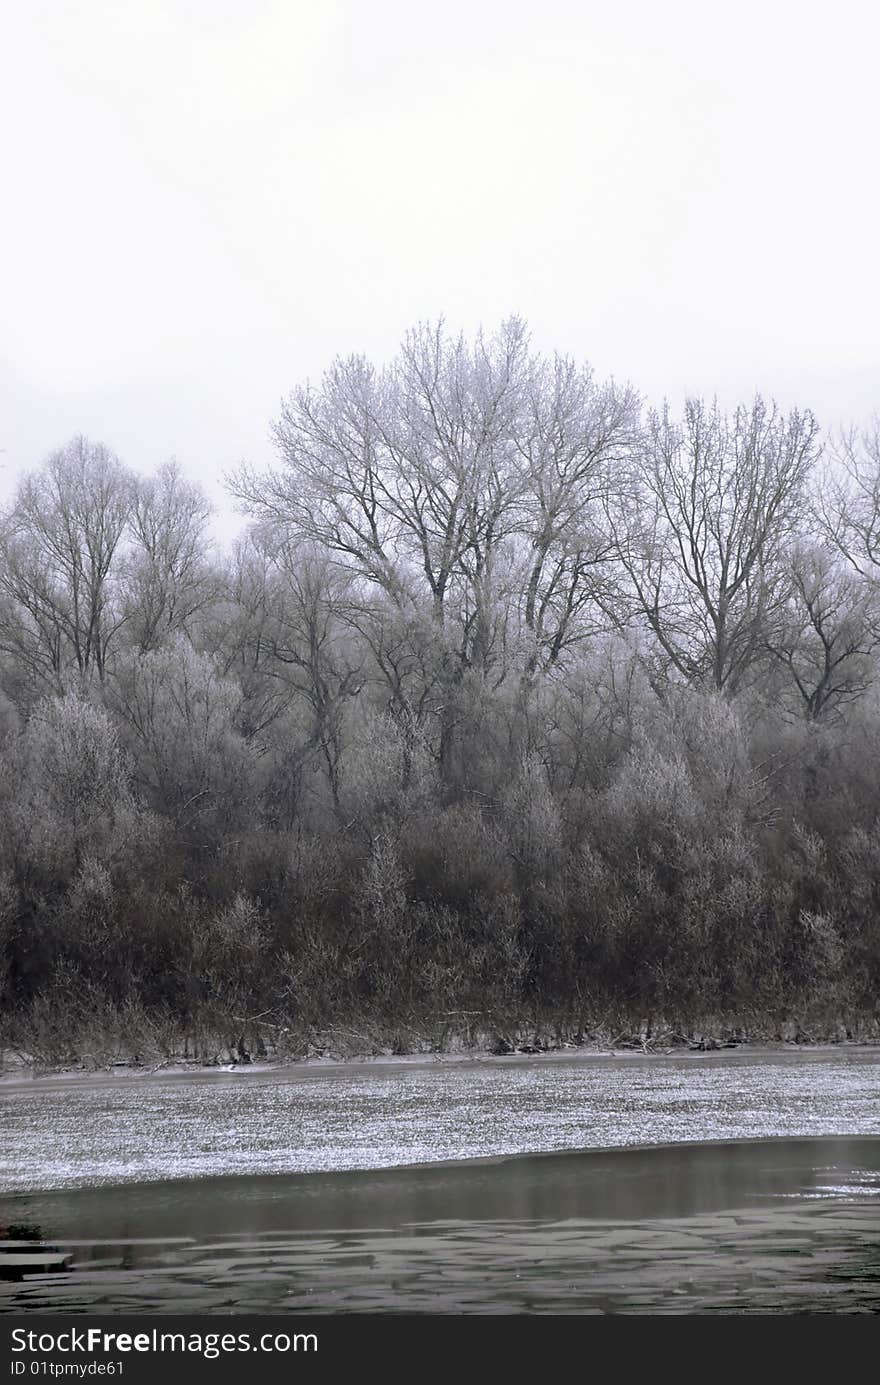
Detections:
[2, 1050, 879, 1313]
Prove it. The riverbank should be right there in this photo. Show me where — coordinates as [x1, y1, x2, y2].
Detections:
[2, 1036, 878, 1091]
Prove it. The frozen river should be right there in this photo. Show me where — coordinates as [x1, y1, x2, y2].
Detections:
[1, 1047, 878, 1192]
[1, 1049, 879, 1313]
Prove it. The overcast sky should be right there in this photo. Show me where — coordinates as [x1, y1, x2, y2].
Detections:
[1, 0, 878, 543]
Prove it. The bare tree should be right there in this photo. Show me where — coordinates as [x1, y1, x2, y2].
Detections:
[605, 397, 821, 696]
[821, 417, 880, 578]
[208, 532, 364, 817]
[124, 461, 218, 653]
[231, 319, 528, 644]
[229, 321, 646, 777]
[770, 543, 880, 720]
[250, 531, 364, 813]
[232, 353, 400, 598]
[229, 320, 535, 775]
[516, 353, 640, 669]
[0, 437, 133, 697]
[209, 537, 294, 737]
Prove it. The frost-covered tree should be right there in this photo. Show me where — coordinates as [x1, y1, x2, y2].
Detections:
[605, 397, 821, 695]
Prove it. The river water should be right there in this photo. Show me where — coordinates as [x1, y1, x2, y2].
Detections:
[1, 1049, 879, 1313]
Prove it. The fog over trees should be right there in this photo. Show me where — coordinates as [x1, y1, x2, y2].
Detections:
[2, 321, 879, 1061]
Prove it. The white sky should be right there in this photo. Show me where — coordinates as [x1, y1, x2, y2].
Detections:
[1, 0, 878, 543]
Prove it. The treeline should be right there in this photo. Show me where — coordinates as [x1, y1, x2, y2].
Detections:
[1, 319, 879, 1063]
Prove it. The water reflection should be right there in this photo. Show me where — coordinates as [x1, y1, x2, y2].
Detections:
[4, 1136, 878, 1257]
[3, 1138, 879, 1313]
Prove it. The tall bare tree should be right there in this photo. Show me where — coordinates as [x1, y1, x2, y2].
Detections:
[124, 461, 218, 653]
[770, 543, 879, 720]
[605, 397, 821, 696]
[516, 353, 640, 669]
[229, 320, 534, 774]
[0, 437, 133, 697]
[821, 417, 880, 578]
[232, 318, 529, 651]
[229, 320, 642, 776]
